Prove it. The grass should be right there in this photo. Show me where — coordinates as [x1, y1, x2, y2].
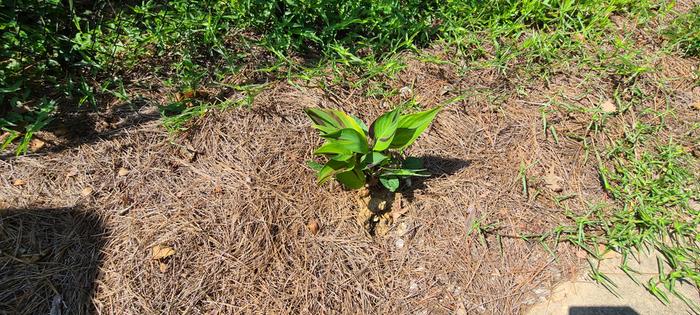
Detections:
[0, 0, 683, 154]
[664, 5, 700, 57]
[558, 115, 700, 310]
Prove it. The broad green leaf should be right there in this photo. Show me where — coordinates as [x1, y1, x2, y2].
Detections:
[0, 81, 21, 94]
[403, 157, 424, 169]
[390, 106, 442, 149]
[321, 110, 367, 138]
[361, 151, 388, 169]
[369, 108, 401, 151]
[306, 160, 323, 172]
[317, 158, 353, 185]
[333, 154, 354, 161]
[315, 128, 368, 155]
[379, 176, 400, 192]
[350, 113, 369, 134]
[314, 141, 351, 156]
[336, 167, 366, 189]
[382, 168, 429, 177]
[305, 108, 340, 135]
[305, 108, 366, 136]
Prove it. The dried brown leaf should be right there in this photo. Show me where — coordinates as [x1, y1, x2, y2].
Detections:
[689, 200, 699, 211]
[571, 33, 586, 43]
[66, 168, 79, 178]
[597, 244, 606, 255]
[152, 244, 176, 260]
[543, 173, 563, 193]
[307, 219, 320, 235]
[601, 100, 616, 113]
[400, 86, 412, 99]
[30, 138, 45, 152]
[117, 167, 130, 176]
[691, 100, 700, 111]
[390, 193, 408, 221]
[602, 250, 618, 260]
[81, 187, 94, 196]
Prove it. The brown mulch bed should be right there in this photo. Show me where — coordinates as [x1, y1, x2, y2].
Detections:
[0, 71, 601, 314]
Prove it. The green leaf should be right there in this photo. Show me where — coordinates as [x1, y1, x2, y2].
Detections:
[350, 113, 369, 134]
[361, 151, 388, 169]
[336, 167, 366, 189]
[0, 81, 21, 94]
[306, 160, 323, 172]
[390, 106, 442, 149]
[1, 130, 19, 150]
[317, 158, 353, 185]
[382, 168, 429, 177]
[379, 176, 400, 192]
[369, 108, 401, 151]
[403, 157, 424, 169]
[314, 141, 351, 156]
[333, 154, 355, 161]
[314, 128, 369, 155]
[305, 108, 367, 136]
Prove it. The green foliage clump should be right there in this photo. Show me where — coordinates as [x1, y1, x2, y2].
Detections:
[305, 106, 440, 192]
[1, 0, 87, 152]
[438, 0, 667, 64]
[240, 0, 440, 56]
[0, 0, 676, 154]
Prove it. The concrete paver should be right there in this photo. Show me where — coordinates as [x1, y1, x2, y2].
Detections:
[526, 252, 699, 315]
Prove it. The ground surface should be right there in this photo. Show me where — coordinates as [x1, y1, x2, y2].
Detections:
[1, 2, 699, 315]
[526, 253, 699, 315]
[1, 75, 588, 313]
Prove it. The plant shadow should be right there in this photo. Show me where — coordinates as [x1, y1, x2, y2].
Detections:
[0, 206, 106, 315]
[401, 155, 471, 201]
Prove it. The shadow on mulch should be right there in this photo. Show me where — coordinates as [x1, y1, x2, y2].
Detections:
[402, 154, 471, 200]
[0, 99, 160, 160]
[422, 155, 471, 177]
[0, 206, 106, 315]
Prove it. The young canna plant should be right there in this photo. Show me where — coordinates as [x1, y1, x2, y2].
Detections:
[305, 106, 441, 192]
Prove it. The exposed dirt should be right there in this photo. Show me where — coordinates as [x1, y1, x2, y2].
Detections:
[1, 10, 699, 315]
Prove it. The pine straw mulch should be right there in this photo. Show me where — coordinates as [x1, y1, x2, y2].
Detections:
[2, 18, 699, 315]
[0, 72, 606, 314]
